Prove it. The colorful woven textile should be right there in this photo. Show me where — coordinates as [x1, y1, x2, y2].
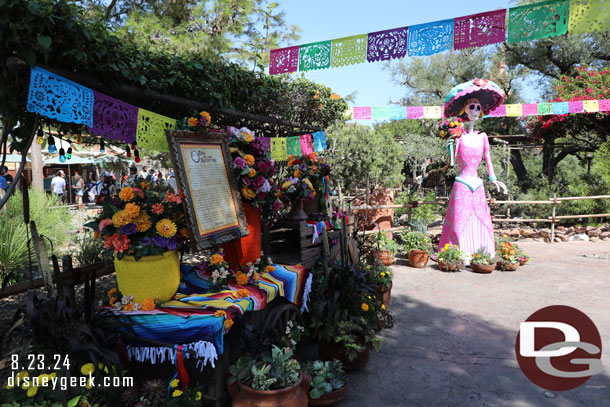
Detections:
[569, 0, 610, 34]
[366, 27, 408, 62]
[88, 91, 138, 144]
[299, 41, 332, 71]
[313, 131, 327, 152]
[454, 10, 507, 50]
[271, 137, 287, 161]
[286, 136, 302, 157]
[507, 0, 569, 43]
[300, 134, 314, 155]
[408, 19, 454, 56]
[135, 109, 175, 151]
[27, 67, 94, 126]
[331, 34, 368, 67]
[269, 46, 300, 74]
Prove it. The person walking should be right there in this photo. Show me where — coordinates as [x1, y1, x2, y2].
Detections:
[126, 166, 139, 186]
[72, 172, 85, 208]
[0, 170, 6, 200]
[167, 171, 178, 194]
[51, 170, 66, 204]
[87, 173, 99, 204]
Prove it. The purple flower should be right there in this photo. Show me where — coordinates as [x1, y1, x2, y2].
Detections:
[257, 179, 271, 193]
[248, 138, 266, 158]
[120, 223, 137, 235]
[242, 177, 251, 186]
[153, 235, 167, 248]
[233, 157, 246, 170]
[253, 176, 265, 190]
[321, 163, 331, 176]
[167, 236, 177, 251]
[111, 198, 124, 209]
[256, 161, 267, 175]
[273, 201, 281, 211]
[141, 238, 152, 246]
[257, 191, 266, 200]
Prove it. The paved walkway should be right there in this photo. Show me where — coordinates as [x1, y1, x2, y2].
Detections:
[341, 241, 610, 407]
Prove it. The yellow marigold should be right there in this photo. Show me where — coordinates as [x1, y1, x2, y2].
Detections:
[188, 117, 198, 127]
[303, 178, 314, 191]
[265, 265, 275, 272]
[242, 187, 256, 200]
[236, 289, 249, 297]
[80, 363, 95, 376]
[294, 169, 302, 178]
[27, 386, 38, 397]
[281, 181, 292, 190]
[382, 304, 386, 310]
[361, 303, 369, 312]
[108, 288, 117, 297]
[195, 392, 202, 401]
[112, 210, 131, 227]
[214, 310, 227, 318]
[119, 187, 134, 202]
[173, 389, 183, 398]
[156, 219, 177, 238]
[244, 154, 255, 166]
[235, 272, 249, 286]
[141, 299, 155, 311]
[248, 168, 256, 178]
[140, 181, 150, 190]
[123, 303, 134, 312]
[134, 212, 152, 232]
[224, 319, 234, 330]
[210, 253, 224, 265]
[170, 378, 180, 388]
[199, 111, 211, 123]
[244, 133, 253, 143]
[124, 203, 141, 219]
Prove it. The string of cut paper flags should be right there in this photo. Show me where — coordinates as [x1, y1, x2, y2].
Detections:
[350, 99, 610, 121]
[269, 0, 610, 74]
[25, 66, 327, 162]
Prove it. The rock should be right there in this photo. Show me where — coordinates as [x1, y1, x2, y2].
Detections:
[603, 237, 610, 242]
[587, 229, 601, 237]
[576, 227, 587, 234]
[591, 236, 600, 242]
[561, 234, 570, 242]
[600, 231, 610, 239]
[586, 226, 596, 231]
[519, 229, 528, 236]
[510, 228, 520, 237]
[520, 238, 534, 242]
[569, 233, 590, 241]
[534, 238, 542, 242]
[554, 237, 563, 243]
[557, 226, 565, 231]
[567, 226, 575, 234]
[539, 230, 550, 238]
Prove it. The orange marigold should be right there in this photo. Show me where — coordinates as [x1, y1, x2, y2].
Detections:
[224, 319, 234, 330]
[140, 299, 155, 311]
[123, 303, 134, 312]
[264, 265, 276, 272]
[180, 228, 190, 238]
[210, 254, 224, 265]
[133, 212, 152, 232]
[253, 272, 260, 282]
[124, 203, 141, 219]
[242, 187, 256, 200]
[294, 170, 302, 178]
[118, 187, 134, 202]
[109, 297, 117, 307]
[188, 117, 198, 127]
[214, 310, 227, 318]
[107, 288, 117, 297]
[235, 272, 248, 286]
[248, 168, 256, 178]
[112, 211, 131, 227]
[236, 289, 249, 297]
[244, 155, 255, 166]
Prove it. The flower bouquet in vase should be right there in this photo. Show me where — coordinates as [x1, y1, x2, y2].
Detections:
[279, 155, 318, 221]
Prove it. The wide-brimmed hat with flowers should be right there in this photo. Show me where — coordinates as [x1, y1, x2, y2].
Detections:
[443, 78, 505, 120]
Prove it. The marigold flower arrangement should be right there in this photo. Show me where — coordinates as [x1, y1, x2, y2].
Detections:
[438, 118, 464, 139]
[86, 179, 190, 260]
[195, 251, 231, 292]
[106, 287, 158, 311]
[227, 126, 282, 219]
[177, 110, 212, 132]
[279, 153, 328, 206]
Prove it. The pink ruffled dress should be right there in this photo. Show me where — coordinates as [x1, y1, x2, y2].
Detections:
[438, 131, 495, 261]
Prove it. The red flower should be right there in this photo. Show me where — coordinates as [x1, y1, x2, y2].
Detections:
[586, 88, 593, 94]
[152, 203, 164, 215]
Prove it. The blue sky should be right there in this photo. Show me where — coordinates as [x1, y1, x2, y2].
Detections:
[275, 0, 519, 110]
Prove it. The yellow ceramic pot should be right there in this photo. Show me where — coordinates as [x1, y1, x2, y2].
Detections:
[114, 250, 180, 303]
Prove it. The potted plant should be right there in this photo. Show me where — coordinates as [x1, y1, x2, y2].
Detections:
[370, 231, 400, 266]
[436, 244, 464, 272]
[470, 247, 495, 273]
[302, 360, 347, 406]
[400, 230, 433, 268]
[497, 241, 520, 271]
[85, 179, 190, 303]
[365, 259, 393, 310]
[227, 345, 311, 407]
[514, 244, 530, 265]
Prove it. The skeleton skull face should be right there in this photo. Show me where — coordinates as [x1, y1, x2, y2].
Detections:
[464, 98, 482, 122]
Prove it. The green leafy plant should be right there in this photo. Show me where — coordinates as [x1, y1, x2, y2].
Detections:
[513, 244, 530, 263]
[228, 345, 300, 391]
[73, 230, 106, 266]
[370, 231, 400, 254]
[498, 242, 519, 266]
[302, 360, 346, 399]
[364, 259, 393, 292]
[437, 243, 464, 266]
[470, 247, 493, 266]
[399, 230, 433, 255]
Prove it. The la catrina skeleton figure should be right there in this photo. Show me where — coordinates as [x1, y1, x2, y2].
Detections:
[438, 79, 508, 264]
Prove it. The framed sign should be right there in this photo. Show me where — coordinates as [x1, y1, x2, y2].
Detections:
[166, 130, 249, 249]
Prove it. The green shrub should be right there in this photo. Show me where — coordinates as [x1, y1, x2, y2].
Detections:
[394, 190, 440, 226]
[0, 189, 72, 285]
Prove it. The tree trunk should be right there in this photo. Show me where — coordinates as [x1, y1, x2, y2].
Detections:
[510, 149, 529, 185]
[30, 140, 44, 192]
[542, 135, 556, 182]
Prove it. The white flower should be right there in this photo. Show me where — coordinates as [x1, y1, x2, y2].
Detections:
[211, 270, 221, 283]
[219, 267, 229, 278]
[133, 302, 142, 311]
[287, 320, 294, 328]
[290, 339, 297, 346]
[121, 296, 131, 305]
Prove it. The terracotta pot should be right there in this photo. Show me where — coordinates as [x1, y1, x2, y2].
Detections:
[471, 263, 495, 274]
[228, 371, 311, 407]
[374, 282, 392, 310]
[519, 258, 529, 266]
[408, 250, 429, 268]
[308, 382, 348, 407]
[438, 260, 461, 272]
[286, 201, 308, 221]
[375, 250, 395, 266]
[497, 261, 519, 271]
[319, 341, 370, 371]
[220, 202, 262, 267]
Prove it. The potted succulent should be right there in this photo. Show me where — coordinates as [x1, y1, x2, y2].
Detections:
[227, 345, 311, 407]
[436, 243, 464, 272]
[365, 259, 393, 310]
[514, 245, 530, 265]
[400, 230, 433, 268]
[302, 360, 347, 406]
[470, 247, 495, 274]
[497, 241, 520, 271]
[370, 231, 400, 266]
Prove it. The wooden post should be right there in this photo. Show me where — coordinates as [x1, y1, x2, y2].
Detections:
[550, 193, 557, 243]
[407, 194, 413, 227]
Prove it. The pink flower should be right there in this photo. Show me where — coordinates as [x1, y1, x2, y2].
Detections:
[586, 88, 593, 94]
[99, 218, 113, 232]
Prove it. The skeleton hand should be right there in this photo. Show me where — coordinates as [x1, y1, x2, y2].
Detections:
[491, 180, 508, 195]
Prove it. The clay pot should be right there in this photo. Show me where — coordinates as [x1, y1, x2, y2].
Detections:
[497, 261, 519, 271]
[374, 282, 392, 310]
[519, 258, 529, 266]
[470, 263, 495, 274]
[375, 250, 395, 266]
[286, 201, 308, 221]
[438, 261, 461, 272]
[408, 250, 429, 268]
[308, 382, 348, 407]
[319, 341, 370, 371]
[228, 371, 311, 407]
